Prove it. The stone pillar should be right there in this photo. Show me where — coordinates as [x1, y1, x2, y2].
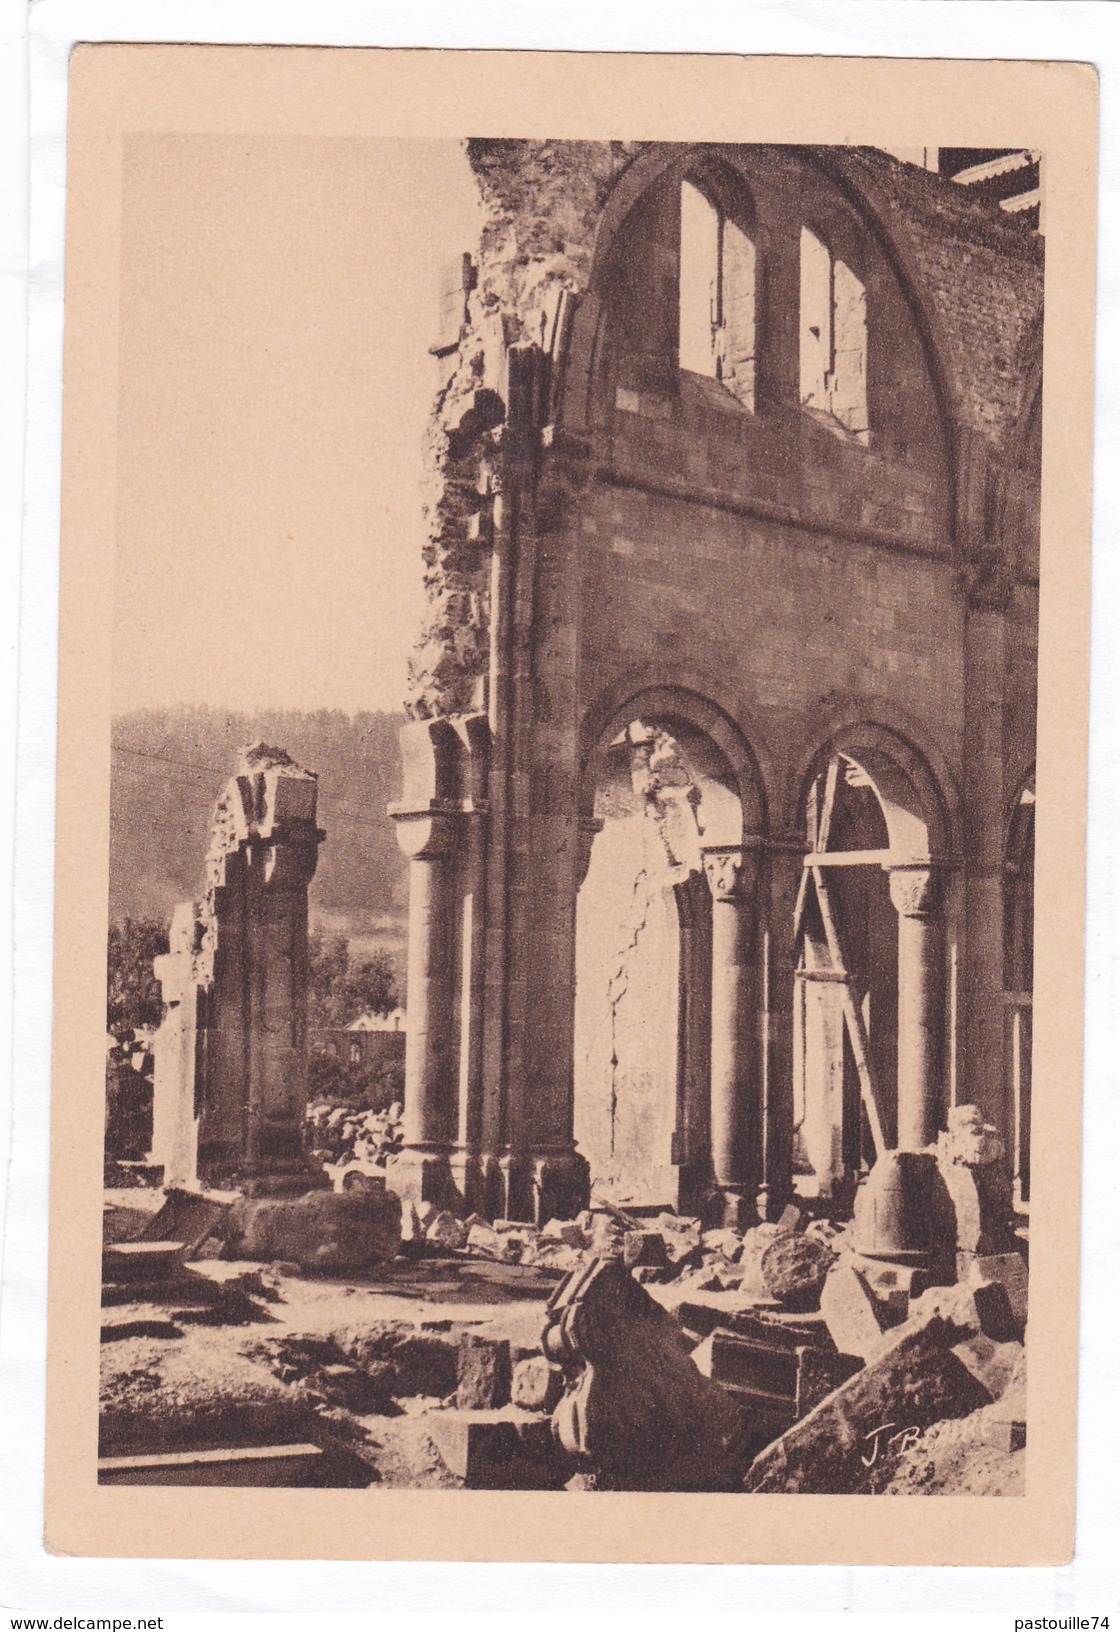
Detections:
[148, 744, 325, 1193]
[889, 865, 945, 1151]
[450, 713, 490, 1210]
[960, 561, 1013, 1137]
[390, 717, 466, 1210]
[150, 902, 206, 1188]
[758, 840, 804, 1218]
[702, 844, 759, 1227]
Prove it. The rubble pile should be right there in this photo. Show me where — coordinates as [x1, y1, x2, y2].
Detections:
[397, 1193, 848, 1302]
[305, 1099, 404, 1175]
[99, 1100, 1029, 1495]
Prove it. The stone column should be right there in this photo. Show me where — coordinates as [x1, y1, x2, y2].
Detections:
[960, 560, 1013, 1138]
[889, 865, 945, 1151]
[390, 718, 486, 1214]
[450, 714, 490, 1212]
[389, 716, 468, 1210]
[397, 815, 458, 1148]
[150, 901, 206, 1188]
[758, 839, 804, 1218]
[702, 845, 759, 1227]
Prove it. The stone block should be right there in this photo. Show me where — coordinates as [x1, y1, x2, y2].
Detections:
[938, 1158, 1015, 1255]
[701, 1228, 743, 1260]
[656, 1213, 702, 1257]
[511, 1355, 565, 1413]
[939, 1103, 1005, 1167]
[738, 1222, 789, 1283]
[951, 1334, 1023, 1400]
[457, 1334, 512, 1409]
[524, 1239, 586, 1274]
[622, 1230, 669, 1269]
[466, 1221, 505, 1259]
[541, 1218, 590, 1248]
[426, 1407, 560, 1488]
[98, 1443, 326, 1487]
[908, 1276, 1019, 1345]
[222, 1189, 401, 1271]
[979, 1413, 1027, 1452]
[589, 1214, 627, 1258]
[745, 1309, 994, 1493]
[543, 1258, 750, 1491]
[820, 1260, 899, 1360]
[425, 1211, 467, 1250]
[760, 1232, 834, 1310]
[965, 1253, 1028, 1331]
[969, 1279, 1021, 1344]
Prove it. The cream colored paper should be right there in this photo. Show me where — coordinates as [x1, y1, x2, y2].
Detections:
[48, 46, 1096, 1563]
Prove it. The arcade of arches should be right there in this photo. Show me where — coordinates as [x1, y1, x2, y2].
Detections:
[390, 140, 1041, 1228]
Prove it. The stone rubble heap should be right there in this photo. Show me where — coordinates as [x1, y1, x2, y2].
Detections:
[401, 1193, 843, 1305]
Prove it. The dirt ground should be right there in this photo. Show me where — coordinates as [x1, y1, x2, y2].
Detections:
[100, 1249, 561, 1487]
[101, 1191, 1026, 1494]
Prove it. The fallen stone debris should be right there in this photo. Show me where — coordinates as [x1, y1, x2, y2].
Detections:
[101, 1155, 1028, 1493]
[104, 750, 1027, 1493]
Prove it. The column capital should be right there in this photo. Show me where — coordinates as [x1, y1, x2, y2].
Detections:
[701, 844, 759, 905]
[389, 801, 476, 860]
[889, 863, 943, 920]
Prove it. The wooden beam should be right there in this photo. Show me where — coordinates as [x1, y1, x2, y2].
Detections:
[803, 850, 892, 868]
[811, 865, 888, 1160]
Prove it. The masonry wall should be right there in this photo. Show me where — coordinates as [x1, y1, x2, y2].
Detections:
[394, 140, 1043, 1221]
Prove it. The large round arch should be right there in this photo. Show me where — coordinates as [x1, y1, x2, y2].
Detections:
[573, 682, 769, 1213]
[789, 719, 955, 1199]
[579, 676, 771, 839]
[556, 141, 964, 487]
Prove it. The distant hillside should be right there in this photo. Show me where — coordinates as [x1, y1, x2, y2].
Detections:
[110, 707, 410, 978]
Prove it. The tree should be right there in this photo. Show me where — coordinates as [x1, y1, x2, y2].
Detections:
[308, 929, 350, 1027]
[107, 916, 169, 1041]
[338, 955, 399, 1025]
[308, 928, 399, 1028]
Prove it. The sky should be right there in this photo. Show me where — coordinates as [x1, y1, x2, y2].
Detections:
[112, 135, 482, 715]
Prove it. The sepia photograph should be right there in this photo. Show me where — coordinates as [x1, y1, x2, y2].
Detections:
[42, 45, 1096, 1565]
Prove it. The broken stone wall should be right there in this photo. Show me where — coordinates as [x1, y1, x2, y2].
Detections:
[406, 140, 642, 722]
[395, 141, 1042, 1218]
[150, 744, 324, 1189]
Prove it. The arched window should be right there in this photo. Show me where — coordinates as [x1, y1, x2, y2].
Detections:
[679, 178, 756, 410]
[800, 227, 868, 442]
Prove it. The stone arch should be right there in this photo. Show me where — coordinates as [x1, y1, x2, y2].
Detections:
[557, 142, 964, 490]
[574, 681, 769, 1213]
[787, 709, 958, 862]
[579, 674, 770, 840]
[790, 718, 955, 1197]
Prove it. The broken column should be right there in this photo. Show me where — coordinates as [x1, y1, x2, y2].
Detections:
[936, 1103, 1016, 1271]
[149, 744, 324, 1191]
[543, 1257, 750, 1490]
[703, 844, 760, 1228]
[849, 864, 951, 1267]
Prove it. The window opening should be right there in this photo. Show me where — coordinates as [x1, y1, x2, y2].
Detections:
[800, 227, 868, 442]
[679, 179, 756, 410]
